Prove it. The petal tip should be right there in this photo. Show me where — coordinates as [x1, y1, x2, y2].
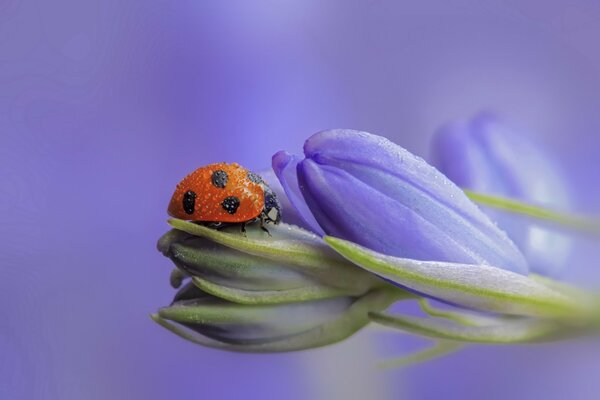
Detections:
[303, 129, 370, 158]
[272, 150, 294, 172]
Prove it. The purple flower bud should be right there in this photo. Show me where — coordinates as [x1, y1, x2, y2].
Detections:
[273, 129, 528, 275]
[431, 113, 571, 276]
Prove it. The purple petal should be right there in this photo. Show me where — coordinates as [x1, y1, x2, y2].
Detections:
[432, 113, 571, 276]
[298, 129, 528, 275]
[271, 151, 325, 235]
[258, 168, 314, 231]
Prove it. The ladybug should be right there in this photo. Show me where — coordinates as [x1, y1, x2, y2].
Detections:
[168, 162, 281, 233]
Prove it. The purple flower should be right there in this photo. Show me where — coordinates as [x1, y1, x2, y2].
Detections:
[431, 113, 571, 276]
[273, 129, 528, 275]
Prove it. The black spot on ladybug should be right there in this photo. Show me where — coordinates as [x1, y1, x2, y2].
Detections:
[211, 170, 228, 188]
[247, 171, 264, 184]
[221, 196, 240, 214]
[183, 190, 196, 215]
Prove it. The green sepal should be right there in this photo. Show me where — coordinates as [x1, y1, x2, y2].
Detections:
[160, 229, 333, 292]
[324, 236, 579, 318]
[168, 219, 380, 294]
[191, 276, 348, 305]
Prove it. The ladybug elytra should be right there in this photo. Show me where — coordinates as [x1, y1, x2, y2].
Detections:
[168, 162, 281, 233]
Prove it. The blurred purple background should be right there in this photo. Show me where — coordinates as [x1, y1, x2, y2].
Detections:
[2, 1, 600, 399]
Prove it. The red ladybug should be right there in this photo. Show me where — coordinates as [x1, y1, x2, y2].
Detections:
[168, 162, 281, 233]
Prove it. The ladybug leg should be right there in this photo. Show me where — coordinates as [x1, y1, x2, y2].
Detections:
[259, 215, 272, 236]
[206, 221, 225, 230]
[240, 222, 247, 237]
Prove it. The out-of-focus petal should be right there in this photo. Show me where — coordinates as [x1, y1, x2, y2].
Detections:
[271, 151, 325, 235]
[432, 113, 571, 276]
[298, 129, 528, 274]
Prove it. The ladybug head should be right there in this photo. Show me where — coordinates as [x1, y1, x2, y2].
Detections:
[262, 187, 282, 225]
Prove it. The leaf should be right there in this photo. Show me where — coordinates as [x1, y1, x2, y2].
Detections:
[324, 236, 580, 317]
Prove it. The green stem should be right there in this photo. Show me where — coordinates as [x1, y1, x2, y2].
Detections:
[464, 190, 600, 235]
[378, 341, 463, 369]
[369, 311, 563, 343]
[418, 299, 496, 327]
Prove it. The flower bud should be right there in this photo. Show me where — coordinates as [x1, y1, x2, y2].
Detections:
[273, 129, 528, 274]
[431, 113, 571, 276]
[158, 220, 382, 303]
[154, 214, 409, 351]
[158, 229, 322, 292]
[153, 281, 403, 352]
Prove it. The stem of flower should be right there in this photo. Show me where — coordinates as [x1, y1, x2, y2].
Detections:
[464, 190, 600, 235]
[368, 311, 564, 344]
[418, 299, 497, 327]
[377, 341, 464, 369]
